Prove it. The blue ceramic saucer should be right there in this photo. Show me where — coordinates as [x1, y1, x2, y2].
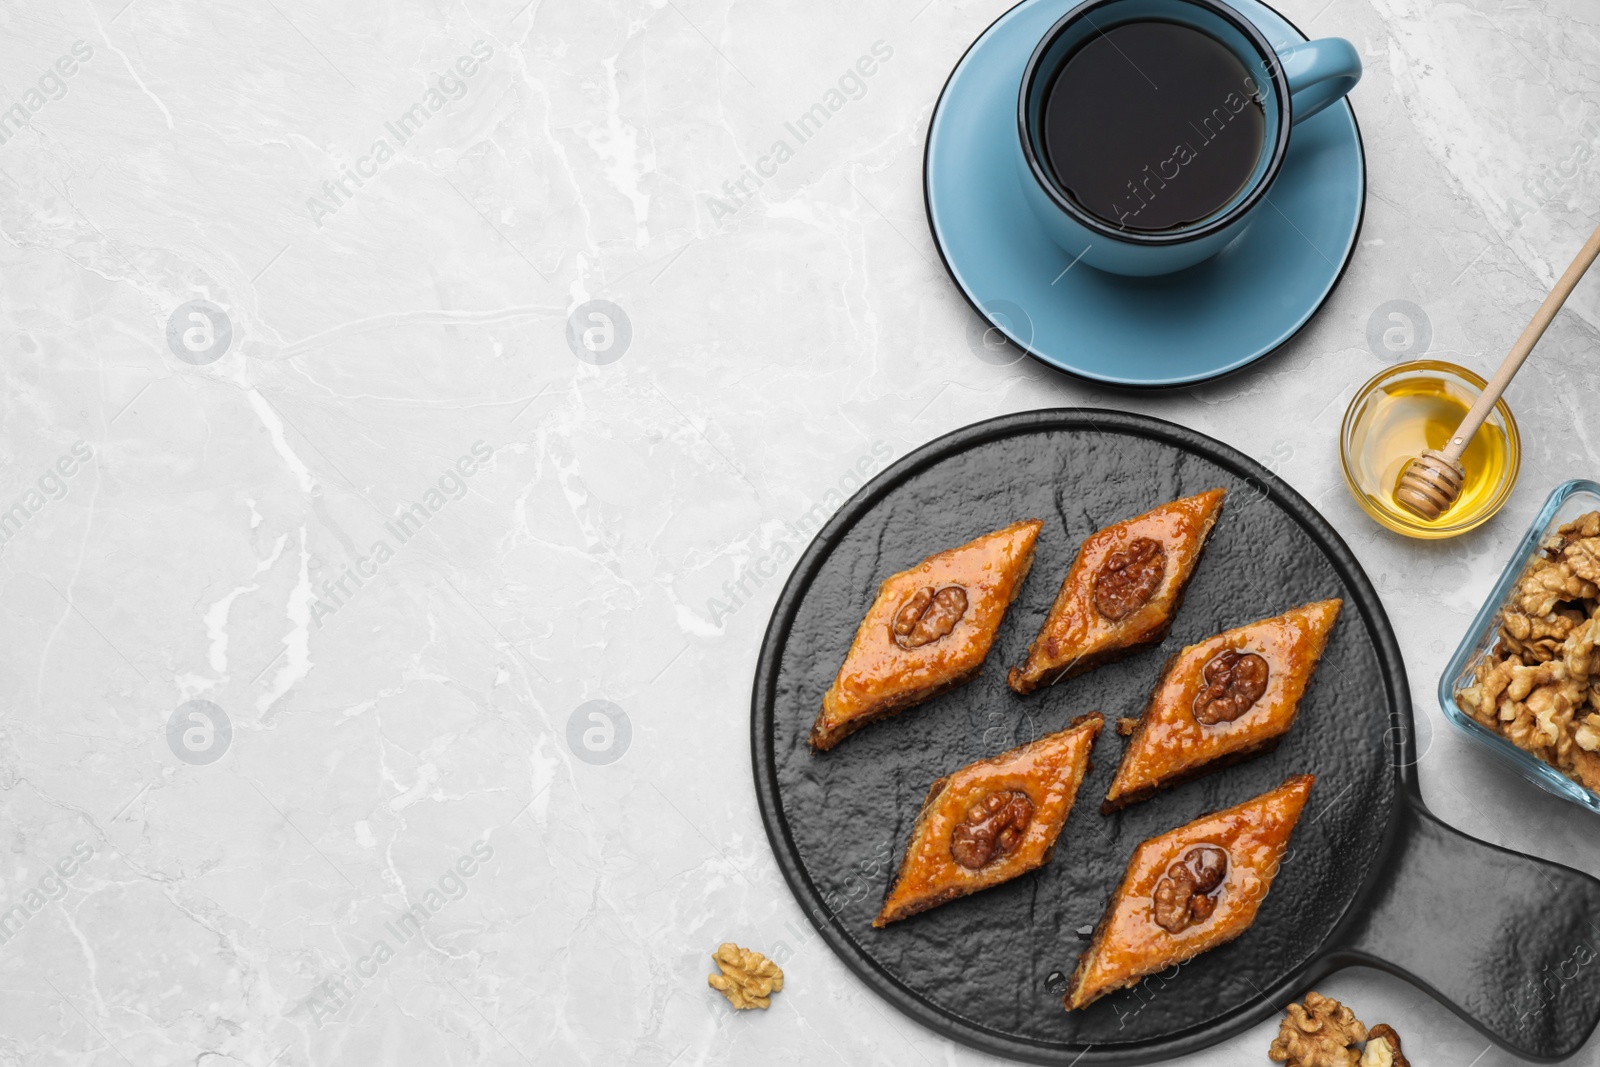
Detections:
[925, 0, 1366, 388]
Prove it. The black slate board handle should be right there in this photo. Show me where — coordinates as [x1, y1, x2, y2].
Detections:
[1326, 793, 1600, 1061]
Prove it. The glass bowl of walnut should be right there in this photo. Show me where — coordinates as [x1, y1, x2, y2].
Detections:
[1444, 481, 1600, 814]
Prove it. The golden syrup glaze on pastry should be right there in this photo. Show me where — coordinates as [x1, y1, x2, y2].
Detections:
[1103, 599, 1342, 812]
[812, 519, 1043, 750]
[875, 713, 1103, 926]
[1065, 774, 1314, 1011]
[1009, 489, 1226, 695]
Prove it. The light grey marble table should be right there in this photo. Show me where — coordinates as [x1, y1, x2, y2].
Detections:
[1, 0, 1597, 1064]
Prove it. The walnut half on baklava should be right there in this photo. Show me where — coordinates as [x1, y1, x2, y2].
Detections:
[1066, 774, 1314, 1011]
[1103, 599, 1342, 813]
[876, 713, 1103, 925]
[812, 519, 1043, 750]
[1010, 489, 1226, 694]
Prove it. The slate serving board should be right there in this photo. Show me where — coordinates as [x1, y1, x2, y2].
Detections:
[751, 410, 1600, 1063]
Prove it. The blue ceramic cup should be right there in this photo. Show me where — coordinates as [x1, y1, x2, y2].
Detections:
[1017, 0, 1361, 276]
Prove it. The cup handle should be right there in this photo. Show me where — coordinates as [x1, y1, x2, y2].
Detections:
[1274, 38, 1362, 126]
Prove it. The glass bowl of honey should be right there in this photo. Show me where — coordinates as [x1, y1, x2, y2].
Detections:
[1340, 359, 1520, 539]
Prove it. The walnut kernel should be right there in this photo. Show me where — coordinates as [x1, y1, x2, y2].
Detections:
[1268, 991, 1367, 1067]
[1093, 537, 1166, 620]
[1151, 845, 1228, 933]
[892, 585, 968, 648]
[1192, 649, 1270, 725]
[950, 790, 1034, 869]
[708, 943, 784, 1010]
[1360, 1025, 1410, 1067]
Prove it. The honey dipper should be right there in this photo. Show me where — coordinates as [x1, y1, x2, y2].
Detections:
[1396, 222, 1600, 520]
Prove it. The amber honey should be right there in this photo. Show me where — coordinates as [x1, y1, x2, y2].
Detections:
[1340, 361, 1520, 539]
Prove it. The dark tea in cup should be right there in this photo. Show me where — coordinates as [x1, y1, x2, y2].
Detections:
[1040, 20, 1266, 232]
[1016, 0, 1361, 275]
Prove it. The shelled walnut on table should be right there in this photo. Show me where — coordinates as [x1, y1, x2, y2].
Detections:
[1267, 992, 1410, 1067]
[1458, 510, 1600, 791]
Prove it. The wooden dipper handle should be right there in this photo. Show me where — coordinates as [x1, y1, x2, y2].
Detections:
[1443, 221, 1600, 464]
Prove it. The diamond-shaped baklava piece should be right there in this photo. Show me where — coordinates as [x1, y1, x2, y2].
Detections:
[875, 714, 1104, 926]
[1102, 599, 1342, 813]
[1009, 490, 1226, 695]
[811, 519, 1043, 751]
[1065, 774, 1314, 1011]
